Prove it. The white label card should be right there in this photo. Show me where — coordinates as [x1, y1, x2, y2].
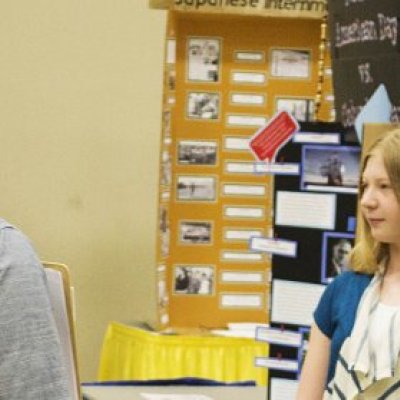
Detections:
[256, 327, 302, 347]
[232, 71, 266, 84]
[221, 251, 263, 262]
[231, 93, 265, 105]
[270, 378, 299, 400]
[250, 237, 297, 257]
[271, 279, 326, 326]
[224, 229, 263, 241]
[224, 136, 250, 150]
[293, 132, 340, 144]
[275, 191, 336, 230]
[254, 162, 300, 175]
[221, 293, 263, 308]
[166, 39, 176, 64]
[224, 206, 264, 219]
[235, 51, 264, 62]
[223, 184, 266, 196]
[255, 357, 299, 372]
[226, 115, 267, 127]
[221, 271, 264, 283]
[225, 162, 254, 174]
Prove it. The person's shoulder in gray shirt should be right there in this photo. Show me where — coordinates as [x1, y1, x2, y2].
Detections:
[0, 219, 73, 399]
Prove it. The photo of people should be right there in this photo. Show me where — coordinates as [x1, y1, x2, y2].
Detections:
[179, 221, 212, 244]
[271, 48, 310, 78]
[301, 145, 361, 193]
[178, 140, 217, 166]
[160, 150, 172, 186]
[174, 265, 214, 295]
[321, 232, 355, 283]
[157, 277, 168, 309]
[276, 97, 314, 122]
[187, 92, 219, 120]
[163, 110, 171, 137]
[167, 68, 176, 91]
[159, 207, 170, 258]
[176, 176, 216, 201]
[297, 327, 310, 378]
[187, 38, 220, 82]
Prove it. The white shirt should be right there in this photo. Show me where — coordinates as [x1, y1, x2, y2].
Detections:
[369, 302, 400, 380]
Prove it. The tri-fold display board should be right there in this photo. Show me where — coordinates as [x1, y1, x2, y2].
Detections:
[151, 1, 334, 329]
[261, 122, 360, 398]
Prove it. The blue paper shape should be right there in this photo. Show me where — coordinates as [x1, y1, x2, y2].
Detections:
[354, 84, 392, 143]
[347, 217, 356, 233]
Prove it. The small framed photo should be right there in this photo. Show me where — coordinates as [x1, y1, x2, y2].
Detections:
[187, 37, 221, 82]
[159, 207, 169, 234]
[179, 220, 213, 245]
[271, 48, 311, 79]
[167, 68, 176, 91]
[187, 92, 220, 120]
[301, 145, 361, 193]
[176, 175, 217, 202]
[163, 110, 171, 137]
[297, 327, 310, 378]
[321, 232, 355, 283]
[178, 140, 218, 166]
[276, 97, 314, 122]
[159, 207, 170, 258]
[173, 265, 214, 295]
[160, 150, 172, 186]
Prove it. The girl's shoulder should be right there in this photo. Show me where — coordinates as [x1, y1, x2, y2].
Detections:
[334, 270, 373, 287]
[328, 271, 373, 306]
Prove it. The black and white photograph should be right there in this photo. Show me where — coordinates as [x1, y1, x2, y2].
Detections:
[174, 265, 214, 295]
[160, 150, 172, 186]
[271, 49, 311, 79]
[276, 97, 314, 122]
[178, 140, 217, 166]
[301, 145, 361, 193]
[167, 68, 176, 91]
[297, 327, 310, 378]
[179, 221, 212, 244]
[157, 276, 168, 309]
[176, 175, 216, 201]
[321, 232, 355, 283]
[187, 37, 220, 82]
[159, 207, 170, 258]
[187, 92, 219, 120]
[163, 110, 171, 137]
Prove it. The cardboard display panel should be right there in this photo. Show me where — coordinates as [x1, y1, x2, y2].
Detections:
[263, 122, 360, 396]
[156, 10, 334, 329]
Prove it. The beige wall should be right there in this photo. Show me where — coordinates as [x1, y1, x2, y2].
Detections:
[0, 0, 166, 380]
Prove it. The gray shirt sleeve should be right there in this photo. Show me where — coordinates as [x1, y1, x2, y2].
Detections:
[0, 223, 73, 400]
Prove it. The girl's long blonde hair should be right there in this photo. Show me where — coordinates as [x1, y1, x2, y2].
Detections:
[350, 128, 400, 274]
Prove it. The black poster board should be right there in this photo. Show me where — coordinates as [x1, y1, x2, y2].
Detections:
[266, 121, 360, 398]
[327, 0, 400, 127]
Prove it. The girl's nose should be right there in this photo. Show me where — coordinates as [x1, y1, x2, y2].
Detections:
[360, 188, 377, 209]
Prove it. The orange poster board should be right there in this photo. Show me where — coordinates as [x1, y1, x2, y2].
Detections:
[156, 10, 333, 329]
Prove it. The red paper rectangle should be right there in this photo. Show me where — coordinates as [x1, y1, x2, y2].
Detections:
[249, 111, 299, 161]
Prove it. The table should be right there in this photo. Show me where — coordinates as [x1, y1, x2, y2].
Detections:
[82, 385, 267, 400]
[98, 322, 268, 385]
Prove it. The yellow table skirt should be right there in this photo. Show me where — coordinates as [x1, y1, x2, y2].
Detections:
[98, 322, 268, 385]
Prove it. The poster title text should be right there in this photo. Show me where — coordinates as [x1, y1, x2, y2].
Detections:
[174, 0, 326, 13]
